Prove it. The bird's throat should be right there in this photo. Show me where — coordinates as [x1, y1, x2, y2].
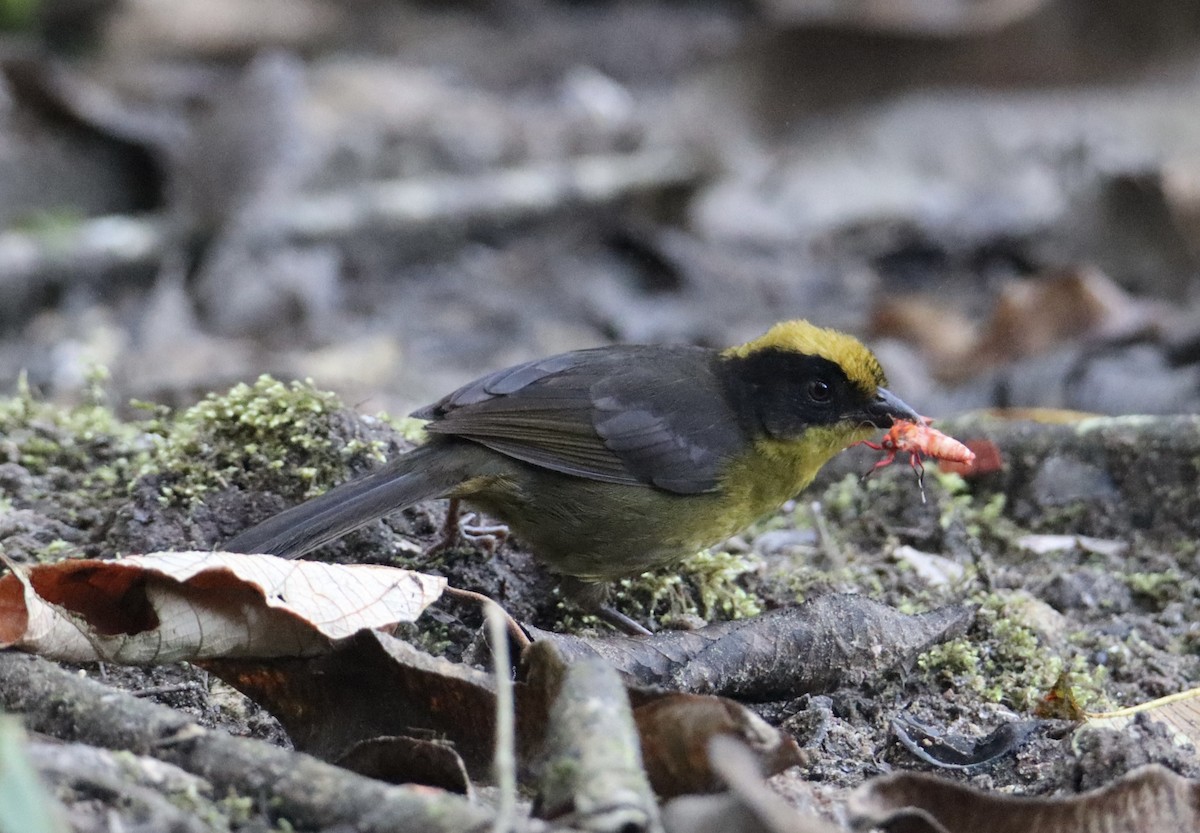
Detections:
[718, 424, 873, 525]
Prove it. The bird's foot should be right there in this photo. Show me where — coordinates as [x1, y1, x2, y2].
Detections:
[429, 498, 510, 556]
[459, 514, 509, 553]
[560, 575, 655, 637]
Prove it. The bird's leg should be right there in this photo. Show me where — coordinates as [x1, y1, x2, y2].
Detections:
[429, 498, 510, 555]
[560, 576, 653, 637]
[596, 605, 653, 637]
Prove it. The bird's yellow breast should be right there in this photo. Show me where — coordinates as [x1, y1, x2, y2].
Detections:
[714, 423, 875, 534]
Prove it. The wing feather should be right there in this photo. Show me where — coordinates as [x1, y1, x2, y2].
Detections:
[414, 345, 745, 494]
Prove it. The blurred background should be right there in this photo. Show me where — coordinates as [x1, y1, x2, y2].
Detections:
[2, 0, 1200, 419]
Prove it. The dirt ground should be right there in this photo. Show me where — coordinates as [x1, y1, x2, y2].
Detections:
[2, 1, 1200, 831]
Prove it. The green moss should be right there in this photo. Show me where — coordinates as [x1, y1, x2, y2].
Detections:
[137, 375, 388, 506]
[918, 637, 982, 678]
[684, 548, 764, 619]
[611, 548, 764, 625]
[918, 592, 1106, 711]
[1173, 538, 1199, 559]
[393, 620, 455, 658]
[917, 592, 1049, 708]
[36, 540, 78, 561]
[0, 371, 146, 495]
[935, 470, 1007, 539]
[212, 792, 256, 828]
[1029, 501, 1095, 533]
[1123, 570, 1186, 606]
[821, 466, 1017, 558]
[383, 415, 429, 444]
[824, 472, 867, 516]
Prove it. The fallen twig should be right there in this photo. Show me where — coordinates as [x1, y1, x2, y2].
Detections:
[488, 603, 519, 833]
[534, 653, 663, 833]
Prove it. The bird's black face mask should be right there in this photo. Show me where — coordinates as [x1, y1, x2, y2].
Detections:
[721, 348, 920, 440]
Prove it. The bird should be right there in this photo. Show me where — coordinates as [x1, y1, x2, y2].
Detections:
[224, 320, 919, 632]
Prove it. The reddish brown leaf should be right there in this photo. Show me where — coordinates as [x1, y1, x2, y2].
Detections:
[635, 693, 804, 798]
[850, 764, 1200, 833]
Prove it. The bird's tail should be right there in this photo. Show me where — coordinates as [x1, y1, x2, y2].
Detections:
[223, 442, 470, 558]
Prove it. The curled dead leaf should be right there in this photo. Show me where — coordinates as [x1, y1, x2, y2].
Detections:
[1034, 671, 1086, 722]
[850, 764, 1200, 833]
[0, 551, 445, 663]
[526, 595, 974, 701]
[891, 716, 1042, 770]
[635, 693, 804, 799]
[206, 628, 498, 781]
[660, 735, 839, 833]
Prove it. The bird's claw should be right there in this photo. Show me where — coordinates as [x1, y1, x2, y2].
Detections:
[428, 497, 509, 556]
[458, 512, 509, 554]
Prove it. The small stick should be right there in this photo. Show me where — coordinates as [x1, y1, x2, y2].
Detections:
[486, 603, 517, 833]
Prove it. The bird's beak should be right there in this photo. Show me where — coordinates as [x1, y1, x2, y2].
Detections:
[859, 387, 921, 428]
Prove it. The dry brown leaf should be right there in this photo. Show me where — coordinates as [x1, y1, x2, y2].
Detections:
[209, 630, 816, 797]
[947, 266, 1151, 381]
[635, 693, 804, 799]
[207, 629, 498, 780]
[850, 763, 1200, 833]
[873, 267, 1158, 383]
[869, 296, 978, 368]
[0, 551, 445, 664]
[525, 595, 974, 701]
[660, 735, 839, 833]
[1034, 671, 1086, 722]
[334, 735, 471, 794]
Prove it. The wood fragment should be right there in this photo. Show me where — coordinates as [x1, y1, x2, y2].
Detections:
[535, 655, 663, 833]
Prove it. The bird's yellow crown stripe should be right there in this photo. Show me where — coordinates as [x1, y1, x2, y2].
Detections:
[721, 320, 886, 393]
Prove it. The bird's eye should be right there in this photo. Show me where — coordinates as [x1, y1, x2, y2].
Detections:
[808, 379, 832, 402]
